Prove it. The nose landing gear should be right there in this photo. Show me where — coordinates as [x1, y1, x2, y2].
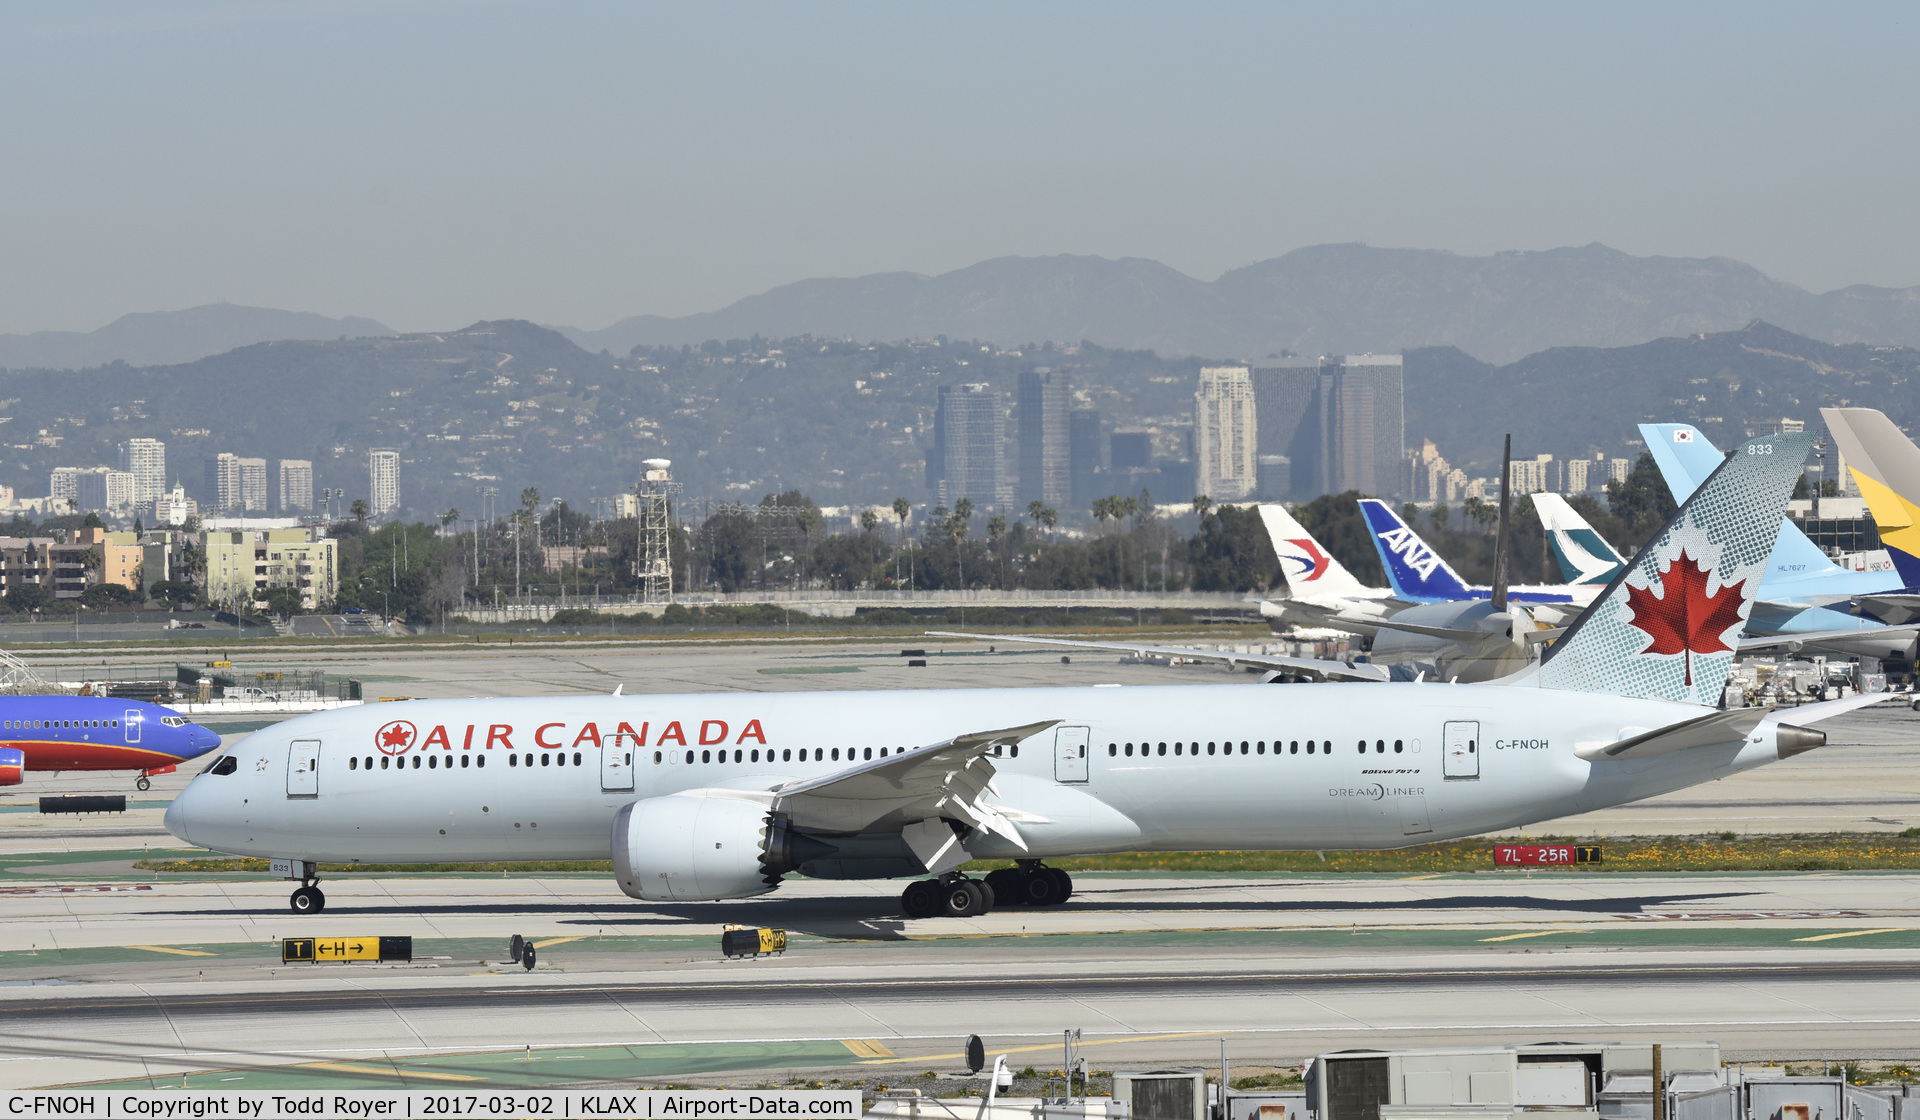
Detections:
[136, 777, 151, 791]
[289, 882, 326, 913]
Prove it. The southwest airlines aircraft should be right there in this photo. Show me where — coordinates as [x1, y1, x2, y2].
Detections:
[167, 432, 1875, 919]
[0, 698, 219, 789]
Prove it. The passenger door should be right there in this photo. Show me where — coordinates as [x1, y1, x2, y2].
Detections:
[1053, 725, 1090, 783]
[1442, 721, 1480, 780]
[124, 709, 142, 744]
[286, 739, 320, 797]
[601, 732, 635, 792]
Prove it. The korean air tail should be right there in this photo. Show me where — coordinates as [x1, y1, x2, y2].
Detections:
[1256, 503, 1372, 601]
[1538, 432, 1813, 704]
[1823, 408, 1920, 587]
[1356, 499, 1474, 602]
[1643, 421, 1895, 600]
[1531, 492, 1627, 586]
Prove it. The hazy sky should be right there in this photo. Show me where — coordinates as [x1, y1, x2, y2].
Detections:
[3, 2, 1917, 335]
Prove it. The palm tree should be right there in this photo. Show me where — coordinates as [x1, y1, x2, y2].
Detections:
[949, 498, 973, 590]
[1091, 496, 1113, 533]
[350, 498, 369, 525]
[987, 514, 1007, 589]
[892, 497, 911, 591]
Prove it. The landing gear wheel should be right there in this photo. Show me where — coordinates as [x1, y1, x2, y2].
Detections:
[1020, 868, 1061, 907]
[942, 879, 991, 917]
[1048, 868, 1073, 904]
[136, 776, 151, 792]
[984, 868, 1024, 906]
[901, 879, 941, 919]
[289, 885, 325, 914]
[521, 944, 537, 971]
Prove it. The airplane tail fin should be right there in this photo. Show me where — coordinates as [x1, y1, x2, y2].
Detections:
[1531, 492, 1628, 585]
[1823, 407, 1920, 586]
[1356, 499, 1473, 602]
[1538, 432, 1812, 704]
[1256, 503, 1372, 600]
[1644, 421, 1852, 589]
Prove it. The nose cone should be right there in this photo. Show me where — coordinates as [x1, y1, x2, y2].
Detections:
[163, 791, 190, 844]
[184, 725, 220, 757]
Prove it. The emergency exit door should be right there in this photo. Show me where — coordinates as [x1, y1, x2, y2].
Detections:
[287, 739, 320, 797]
[1053, 726, 1090, 783]
[601, 733, 635, 792]
[1442, 721, 1479, 780]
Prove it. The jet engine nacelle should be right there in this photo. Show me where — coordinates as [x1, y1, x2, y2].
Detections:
[611, 794, 829, 902]
[0, 747, 21, 786]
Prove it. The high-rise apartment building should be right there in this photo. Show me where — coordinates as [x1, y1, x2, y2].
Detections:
[74, 468, 138, 513]
[278, 460, 314, 512]
[1563, 457, 1590, 494]
[119, 438, 166, 508]
[927, 385, 1005, 509]
[1017, 370, 1072, 509]
[204, 452, 240, 512]
[368, 449, 401, 516]
[49, 467, 81, 509]
[1193, 366, 1258, 500]
[1317, 355, 1405, 497]
[237, 457, 269, 512]
[1109, 431, 1153, 472]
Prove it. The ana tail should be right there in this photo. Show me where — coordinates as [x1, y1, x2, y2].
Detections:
[1538, 432, 1813, 704]
[1357, 499, 1473, 602]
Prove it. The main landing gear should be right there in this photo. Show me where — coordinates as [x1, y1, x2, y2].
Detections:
[899, 861, 1072, 919]
[290, 882, 326, 914]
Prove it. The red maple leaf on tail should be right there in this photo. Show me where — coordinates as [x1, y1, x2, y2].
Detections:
[1624, 548, 1747, 686]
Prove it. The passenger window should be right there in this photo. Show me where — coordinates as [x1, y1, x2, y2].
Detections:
[382, 756, 390, 769]
[654, 751, 662, 764]
[1394, 740, 1404, 753]
[349, 757, 357, 770]
[880, 748, 889, 757]
[1207, 742, 1215, 756]
[1158, 743, 1167, 756]
[1011, 745, 1019, 758]
[1174, 743, 1182, 756]
[429, 756, 437, 769]
[573, 751, 582, 766]
[1307, 741, 1316, 755]
[783, 749, 791, 761]
[832, 748, 841, 761]
[864, 748, 872, 761]
[461, 755, 470, 768]
[540, 754, 550, 767]
[701, 750, 710, 764]
[509, 754, 518, 767]
[477, 755, 485, 768]
[412, 756, 421, 769]
[1108, 744, 1116, 756]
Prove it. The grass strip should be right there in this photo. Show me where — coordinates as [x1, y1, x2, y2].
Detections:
[132, 831, 1920, 877]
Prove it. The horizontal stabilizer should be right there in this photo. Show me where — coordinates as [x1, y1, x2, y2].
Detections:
[1575, 708, 1769, 761]
[1739, 624, 1920, 652]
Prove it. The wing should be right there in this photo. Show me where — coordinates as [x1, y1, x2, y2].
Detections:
[925, 630, 1391, 682]
[1739, 624, 1920, 652]
[770, 719, 1055, 851]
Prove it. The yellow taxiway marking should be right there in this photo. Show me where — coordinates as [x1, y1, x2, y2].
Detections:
[860, 1031, 1221, 1066]
[1400, 874, 1445, 881]
[843, 1039, 895, 1059]
[1479, 930, 1586, 943]
[1792, 928, 1906, 943]
[302, 1062, 480, 1082]
[128, 945, 216, 956]
[531, 936, 584, 949]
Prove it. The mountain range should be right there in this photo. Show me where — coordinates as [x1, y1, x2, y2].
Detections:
[561, 243, 1920, 365]
[0, 304, 392, 371]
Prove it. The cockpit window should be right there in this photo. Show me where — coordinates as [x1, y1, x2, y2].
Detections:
[205, 755, 238, 776]
[160, 716, 189, 728]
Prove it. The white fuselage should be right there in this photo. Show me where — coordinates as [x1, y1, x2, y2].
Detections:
[166, 682, 1795, 870]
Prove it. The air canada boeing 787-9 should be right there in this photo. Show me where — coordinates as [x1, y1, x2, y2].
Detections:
[165, 432, 1881, 918]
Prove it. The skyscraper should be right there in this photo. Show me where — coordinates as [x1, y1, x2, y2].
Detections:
[1250, 359, 1321, 498]
[278, 460, 314, 512]
[119, 438, 166, 508]
[1068, 408, 1102, 510]
[928, 385, 1005, 509]
[1316, 354, 1405, 497]
[1017, 369, 1071, 508]
[237, 457, 269, 512]
[368, 449, 401, 516]
[1193, 366, 1258, 500]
